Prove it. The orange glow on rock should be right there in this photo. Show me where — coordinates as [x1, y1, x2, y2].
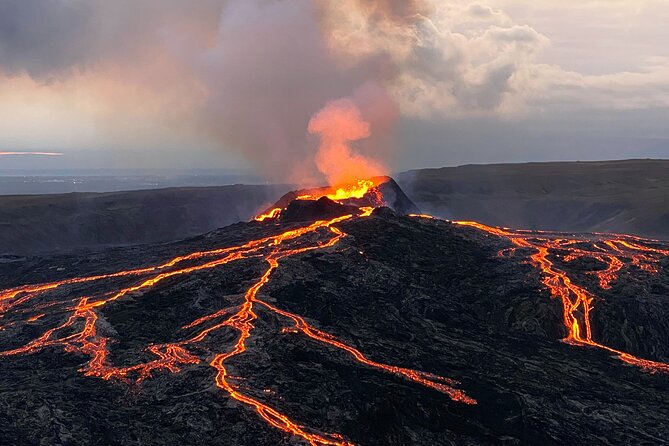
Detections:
[453, 220, 669, 374]
[308, 98, 385, 186]
[326, 179, 375, 200]
[0, 211, 474, 446]
[297, 179, 380, 202]
[408, 213, 435, 219]
[254, 207, 282, 222]
[255, 178, 385, 221]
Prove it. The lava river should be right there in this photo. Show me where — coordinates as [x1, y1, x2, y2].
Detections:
[0, 209, 473, 446]
[451, 220, 669, 374]
[2, 205, 669, 445]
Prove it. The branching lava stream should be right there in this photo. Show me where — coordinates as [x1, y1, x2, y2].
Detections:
[451, 220, 669, 374]
[5, 201, 668, 444]
[0, 210, 474, 446]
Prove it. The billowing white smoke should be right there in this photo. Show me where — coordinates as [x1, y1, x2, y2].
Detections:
[0, 0, 554, 179]
[308, 98, 385, 185]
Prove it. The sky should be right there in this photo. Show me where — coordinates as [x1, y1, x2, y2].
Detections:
[0, 0, 668, 179]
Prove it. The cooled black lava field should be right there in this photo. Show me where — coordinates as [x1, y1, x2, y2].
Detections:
[0, 204, 668, 445]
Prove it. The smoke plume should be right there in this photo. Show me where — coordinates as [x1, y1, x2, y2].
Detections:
[308, 98, 385, 185]
[0, 0, 569, 179]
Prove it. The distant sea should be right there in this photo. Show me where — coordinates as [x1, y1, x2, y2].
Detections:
[0, 169, 265, 195]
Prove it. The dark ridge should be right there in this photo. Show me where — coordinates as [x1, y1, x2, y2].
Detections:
[279, 197, 359, 223]
[0, 184, 288, 256]
[398, 158, 669, 239]
[374, 177, 420, 214]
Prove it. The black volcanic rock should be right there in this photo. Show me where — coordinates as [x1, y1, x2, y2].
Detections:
[398, 159, 669, 239]
[0, 211, 668, 445]
[374, 176, 420, 214]
[278, 197, 359, 223]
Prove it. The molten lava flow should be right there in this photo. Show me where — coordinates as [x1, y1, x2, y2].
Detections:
[450, 220, 669, 374]
[0, 210, 474, 446]
[326, 179, 375, 200]
[255, 178, 384, 221]
[408, 214, 435, 219]
[255, 207, 282, 222]
[297, 179, 381, 203]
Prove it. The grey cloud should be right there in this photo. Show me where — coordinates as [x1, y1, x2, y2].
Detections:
[0, 0, 401, 182]
[485, 25, 544, 44]
[467, 4, 496, 18]
[455, 62, 516, 109]
[0, 0, 96, 78]
[193, 1, 402, 182]
[0, 0, 225, 79]
[313, 2, 552, 119]
[1, 0, 667, 175]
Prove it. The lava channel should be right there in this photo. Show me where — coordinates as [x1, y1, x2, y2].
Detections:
[0, 211, 474, 446]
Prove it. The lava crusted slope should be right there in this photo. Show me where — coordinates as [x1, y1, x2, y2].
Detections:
[0, 209, 667, 445]
[262, 177, 420, 217]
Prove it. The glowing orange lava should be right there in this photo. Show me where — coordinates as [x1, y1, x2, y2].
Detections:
[408, 214, 435, 219]
[451, 220, 669, 374]
[326, 179, 375, 200]
[0, 211, 474, 446]
[255, 178, 384, 222]
[297, 179, 381, 203]
[255, 207, 282, 222]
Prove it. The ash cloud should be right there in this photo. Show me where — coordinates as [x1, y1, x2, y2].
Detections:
[308, 97, 385, 185]
[0, 0, 225, 79]
[0, 0, 400, 183]
[2, 1, 667, 175]
[192, 1, 402, 184]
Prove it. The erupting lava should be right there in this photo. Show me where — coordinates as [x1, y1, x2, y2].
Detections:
[450, 220, 669, 374]
[298, 179, 378, 202]
[254, 207, 282, 222]
[255, 177, 391, 223]
[0, 209, 473, 446]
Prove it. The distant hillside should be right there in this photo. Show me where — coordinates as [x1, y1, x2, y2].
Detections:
[3, 159, 669, 256]
[0, 185, 287, 255]
[398, 159, 669, 239]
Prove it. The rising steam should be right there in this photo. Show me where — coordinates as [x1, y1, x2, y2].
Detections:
[308, 98, 386, 186]
[0, 1, 565, 176]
